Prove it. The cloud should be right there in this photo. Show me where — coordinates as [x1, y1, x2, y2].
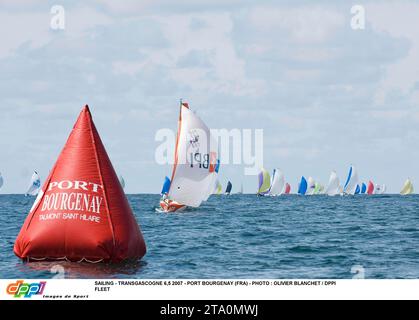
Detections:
[367, 2, 419, 105]
[248, 5, 345, 44]
[1, 1, 419, 193]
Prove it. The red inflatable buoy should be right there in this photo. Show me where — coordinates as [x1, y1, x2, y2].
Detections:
[14, 105, 146, 263]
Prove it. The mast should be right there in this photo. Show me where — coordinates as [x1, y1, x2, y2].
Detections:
[167, 99, 184, 195]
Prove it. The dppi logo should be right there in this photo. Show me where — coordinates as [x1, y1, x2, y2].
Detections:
[6, 280, 46, 298]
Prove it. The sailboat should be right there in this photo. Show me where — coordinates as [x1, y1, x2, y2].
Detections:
[214, 180, 223, 195]
[360, 183, 367, 194]
[355, 184, 360, 194]
[306, 177, 316, 195]
[374, 184, 386, 194]
[0, 172, 3, 190]
[268, 169, 285, 196]
[343, 165, 359, 195]
[119, 175, 125, 190]
[225, 181, 232, 195]
[325, 171, 340, 196]
[367, 181, 374, 195]
[313, 182, 324, 195]
[284, 183, 291, 194]
[160, 101, 219, 212]
[298, 176, 308, 195]
[25, 171, 41, 196]
[161, 176, 171, 195]
[400, 179, 414, 195]
[257, 168, 271, 196]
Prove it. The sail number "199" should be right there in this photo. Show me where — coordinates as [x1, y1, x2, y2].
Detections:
[190, 153, 210, 169]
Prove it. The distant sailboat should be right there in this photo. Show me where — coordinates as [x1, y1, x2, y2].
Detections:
[325, 171, 340, 196]
[119, 175, 125, 190]
[355, 185, 360, 194]
[225, 181, 232, 195]
[257, 168, 271, 196]
[268, 169, 285, 196]
[374, 184, 386, 195]
[214, 180, 223, 195]
[284, 183, 291, 194]
[161, 176, 171, 195]
[306, 177, 316, 195]
[343, 165, 359, 195]
[400, 179, 414, 195]
[0, 172, 3, 190]
[238, 183, 243, 194]
[298, 176, 308, 195]
[313, 182, 324, 195]
[159, 101, 220, 212]
[367, 181, 374, 195]
[360, 183, 367, 194]
[26, 171, 41, 196]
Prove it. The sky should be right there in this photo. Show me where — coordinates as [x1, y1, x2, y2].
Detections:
[1, 0, 419, 194]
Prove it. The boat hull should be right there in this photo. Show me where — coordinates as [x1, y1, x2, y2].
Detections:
[160, 200, 186, 213]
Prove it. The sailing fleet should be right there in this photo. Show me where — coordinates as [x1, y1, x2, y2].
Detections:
[0, 101, 416, 214]
[258, 165, 390, 197]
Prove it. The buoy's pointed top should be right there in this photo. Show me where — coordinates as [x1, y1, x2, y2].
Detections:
[73, 105, 93, 130]
[81, 104, 91, 115]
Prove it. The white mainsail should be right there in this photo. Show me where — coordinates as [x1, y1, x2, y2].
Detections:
[400, 179, 414, 195]
[167, 103, 219, 207]
[306, 176, 316, 195]
[325, 171, 340, 196]
[374, 184, 386, 195]
[26, 171, 41, 196]
[343, 165, 359, 195]
[268, 169, 285, 196]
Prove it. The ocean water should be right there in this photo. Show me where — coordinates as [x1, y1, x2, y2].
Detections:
[1, 194, 419, 279]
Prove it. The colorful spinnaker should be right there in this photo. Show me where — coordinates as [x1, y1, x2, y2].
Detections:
[284, 183, 291, 194]
[225, 181, 232, 195]
[161, 176, 171, 195]
[306, 177, 316, 195]
[361, 183, 367, 194]
[313, 182, 324, 195]
[400, 179, 414, 195]
[25, 171, 41, 196]
[161, 101, 220, 212]
[298, 176, 308, 195]
[343, 165, 359, 195]
[355, 185, 360, 194]
[214, 179, 223, 195]
[367, 181, 374, 195]
[325, 171, 340, 196]
[268, 169, 285, 196]
[257, 168, 271, 195]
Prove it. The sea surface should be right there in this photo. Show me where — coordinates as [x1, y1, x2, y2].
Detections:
[1, 194, 419, 279]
